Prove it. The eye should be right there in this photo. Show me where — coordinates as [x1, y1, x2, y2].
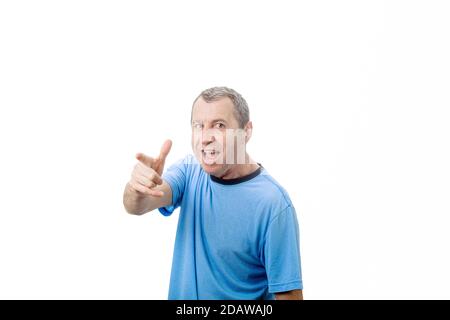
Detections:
[214, 123, 225, 129]
[192, 123, 203, 129]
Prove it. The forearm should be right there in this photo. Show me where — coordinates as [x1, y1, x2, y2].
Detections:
[275, 289, 303, 300]
[123, 183, 153, 215]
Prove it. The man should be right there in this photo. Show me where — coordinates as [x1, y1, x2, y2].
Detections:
[123, 87, 303, 300]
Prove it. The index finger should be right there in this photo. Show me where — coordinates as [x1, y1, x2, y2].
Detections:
[158, 139, 172, 162]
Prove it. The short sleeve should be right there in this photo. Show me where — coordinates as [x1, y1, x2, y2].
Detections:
[263, 205, 303, 293]
[158, 157, 187, 216]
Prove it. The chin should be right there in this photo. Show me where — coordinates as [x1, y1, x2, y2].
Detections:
[194, 152, 225, 175]
[200, 162, 223, 175]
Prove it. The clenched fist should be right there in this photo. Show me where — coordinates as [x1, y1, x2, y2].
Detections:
[128, 139, 172, 197]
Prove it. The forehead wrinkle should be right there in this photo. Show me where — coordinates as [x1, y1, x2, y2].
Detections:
[192, 99, 238, 126]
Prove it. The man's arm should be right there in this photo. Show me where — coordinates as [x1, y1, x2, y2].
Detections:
[123, 180, 172, 215]
[123, 140, 173, 215]
[275, 289, 303, 300]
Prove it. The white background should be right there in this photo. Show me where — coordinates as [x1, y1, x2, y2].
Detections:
[1, 0, 449, 299]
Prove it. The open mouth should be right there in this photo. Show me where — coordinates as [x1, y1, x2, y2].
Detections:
[201, 149, 220, 165]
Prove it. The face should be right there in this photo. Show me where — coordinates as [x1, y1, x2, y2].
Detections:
[191, 97, 250, 177]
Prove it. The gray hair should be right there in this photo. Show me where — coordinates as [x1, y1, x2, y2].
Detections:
[192, 86, 250, 128]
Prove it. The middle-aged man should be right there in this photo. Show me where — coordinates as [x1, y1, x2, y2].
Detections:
[123, 86, 303, 300]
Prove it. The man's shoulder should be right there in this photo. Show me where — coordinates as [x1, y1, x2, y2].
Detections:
[167, 154, 201, 172]
[255, 169, 293, 208]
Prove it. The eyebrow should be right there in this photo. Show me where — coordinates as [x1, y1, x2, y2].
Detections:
[192, 119, 228, 124]
[211, 119, 228, 123]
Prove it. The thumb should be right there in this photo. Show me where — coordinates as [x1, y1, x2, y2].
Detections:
[136, 152, 154, 167]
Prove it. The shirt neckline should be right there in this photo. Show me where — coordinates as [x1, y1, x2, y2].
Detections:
[210, 164, 263, 185]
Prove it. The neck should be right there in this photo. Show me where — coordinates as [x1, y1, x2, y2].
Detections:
[218, 154, 259, 180]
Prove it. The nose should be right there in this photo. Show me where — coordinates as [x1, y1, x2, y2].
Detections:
[201, 128, 216, 146]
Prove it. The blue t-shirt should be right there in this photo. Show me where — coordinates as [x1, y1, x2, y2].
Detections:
[159, 154, 303, 300]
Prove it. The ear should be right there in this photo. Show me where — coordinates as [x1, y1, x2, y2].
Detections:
[244, 121, 253, 143]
